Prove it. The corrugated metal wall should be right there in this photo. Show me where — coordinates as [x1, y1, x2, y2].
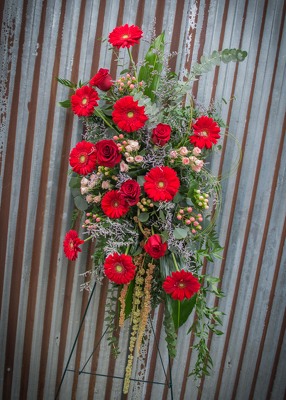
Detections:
[0, 0, 285, 398]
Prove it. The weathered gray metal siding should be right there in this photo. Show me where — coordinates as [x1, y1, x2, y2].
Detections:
[0, 0, 285, 399]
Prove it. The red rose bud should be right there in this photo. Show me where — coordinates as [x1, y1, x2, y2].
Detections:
[120, 179, 141, 206]
[90, 68, 113, 91]
[151, 123, 171, 146]
[144, 234, 168, 259]
[95, 139, 121, 168]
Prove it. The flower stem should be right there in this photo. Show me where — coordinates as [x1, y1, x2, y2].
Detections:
[125, 245, 130, 255]
[171, 252, 180, 272]
[127, 48, 138, 80]
[94, 108, 119, 132]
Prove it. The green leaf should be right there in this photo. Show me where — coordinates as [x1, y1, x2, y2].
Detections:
[159, 210, 166, 221]
[58, 99, 71, 108]
[74, 195, 89, 211]
[138, 212, 149, 222]
[169, 295, 197, 330]
[124, 280, 135, 319]
[138, 32, 165, 101]
[69, 176, 82, 188]
[173, 227, 188, 239]
[56, 77, 76, 89]
[137, 175, 145, 186]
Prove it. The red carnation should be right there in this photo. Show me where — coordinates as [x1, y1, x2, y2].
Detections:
[101, 190, 129, 218]
[144, 234, 168, 259]
[104, 253, 136, 284]
[112, 96, 148, 132]
[151, 123, 171, 146]
[190, 116, 221, 149]
[108, 24, 143, 49]
[71, 85, 99, 117]
[120, 179, 141, 206]
[90, 68, 113, 91]
[144, 166, 180, 202]
[69, 141, 97, 175]
[63, 230, 84, 261]
[95, 139, 121, 168]
[162, 270, 200, 301]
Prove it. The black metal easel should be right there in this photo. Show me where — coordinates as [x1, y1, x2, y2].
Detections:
[55, 282, 174, 399]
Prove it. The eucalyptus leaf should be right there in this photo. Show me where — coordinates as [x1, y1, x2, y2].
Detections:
[69, 176, 82, 188]
[173, 227, 189, 239]
[74, 195, 89, 211]
[138, 212, 149, 222]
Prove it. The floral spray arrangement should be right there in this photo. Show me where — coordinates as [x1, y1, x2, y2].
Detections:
[59, 24, 247, 393]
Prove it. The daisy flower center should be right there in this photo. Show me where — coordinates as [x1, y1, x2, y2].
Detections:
[81, 97, 88, 105]
[79, 154, 87, 163]
[122, 34, 129, 39]
[198, 130, 208, 137]
[113, 201, 119, 207]
[69, 241, 74, 249]
[115, 264, 123, 272]
[127, 111, 134, 118]
[158, 181, 165, 188]
[178, 281, 185, 288]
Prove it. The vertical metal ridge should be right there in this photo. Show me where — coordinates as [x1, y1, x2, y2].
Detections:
[109, 0, 124, 79]
[249, 215, 286, 399]
[37, 1, 88, 396]
[168, 1, 185, 72]
[154, 0, 166, 35]
[209, 0, 230, 102]
[183, 0, 201, 74]
[87, 280, 109, 398]
[3, 1, 48, 398]
[266, 307, 286, 399]
[0, 0, 28, 316]
[90, 0, 107, 77]
[192, 0, 211, 98]
[19, 1, 67, 397]
[131, 0, 145, 65]
[71, 242, 95, 396]
[214, 0, 271, 397]
[144, 304, 164, 399]
[230, 7, 286, 398]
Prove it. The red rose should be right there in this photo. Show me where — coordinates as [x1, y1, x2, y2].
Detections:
[120, 179, 141, 206]
[90, 68, 113, 91]
[144, 234, 168, 259]
[151, 123, 171, 146]
[95, 139, 121, 168]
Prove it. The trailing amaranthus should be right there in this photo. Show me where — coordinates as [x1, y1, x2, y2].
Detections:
[123, 254, 145, 394]
[136, 261, 156, 355]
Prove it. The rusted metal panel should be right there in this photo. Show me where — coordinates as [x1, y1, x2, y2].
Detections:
[0, 0, 285, 399]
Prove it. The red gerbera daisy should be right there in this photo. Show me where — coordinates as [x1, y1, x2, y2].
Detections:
[101, 190, 129, 218]
[108, 24, 143, 49]
[144, 166, 180, 202]
[162, 270, 201, 301]
[63, 230, 84, 261]
[104, 253, 136, 284]
[112, 96, 148, 132]
[189, 116, 221, 149]
[69, 141, 97, 175]
[71, 85, 99, 117]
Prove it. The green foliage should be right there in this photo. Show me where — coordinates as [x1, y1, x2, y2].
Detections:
[138, 32, 165, 101]
[163, 300, 177, 358]
[58, 99, 71, 108]
[191, 49, 247, 77]
[105, 285, 120, 357]
[170, 295, 196, 330]
[56, 77, 77, 89]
